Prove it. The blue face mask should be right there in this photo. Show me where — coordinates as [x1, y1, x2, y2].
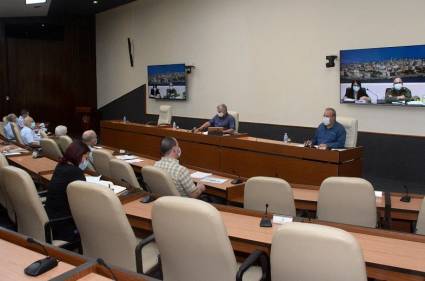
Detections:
[30, 122, 36, 129]
[79, 159, 89, 170]
[394, 83, 403, 91]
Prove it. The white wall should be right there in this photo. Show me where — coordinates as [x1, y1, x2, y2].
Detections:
[96, 0, 425, 136]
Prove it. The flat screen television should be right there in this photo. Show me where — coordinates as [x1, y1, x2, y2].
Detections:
[148, 63, 187, 100]
[340, 44, 425, 106]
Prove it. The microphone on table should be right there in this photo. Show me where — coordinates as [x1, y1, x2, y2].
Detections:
[400, 185, 411, 203]
[231, 169, 243, 185]
[24, 237, 58, 276]
[139, 183, 156, 204]
[97, 258, 118, 281]
[260, 204, 272, 227]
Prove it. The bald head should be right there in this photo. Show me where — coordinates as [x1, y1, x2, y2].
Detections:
[23, 116, 34, 127]
[82, 130, 97, 146]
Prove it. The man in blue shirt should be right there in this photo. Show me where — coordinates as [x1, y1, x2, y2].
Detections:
[312, 108, 346, 149]
[4, 113, 17, 140]
[195, 104, 236, 134]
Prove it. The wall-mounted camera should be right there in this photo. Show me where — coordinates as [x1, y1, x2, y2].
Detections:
[326, 55, 338, 68]
[185, 65, 195, 74]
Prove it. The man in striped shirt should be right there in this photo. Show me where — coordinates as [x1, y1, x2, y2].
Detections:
[154, 137, 206, 198]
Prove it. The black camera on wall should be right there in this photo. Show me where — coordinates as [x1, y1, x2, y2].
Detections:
[326, 55, 338, 68]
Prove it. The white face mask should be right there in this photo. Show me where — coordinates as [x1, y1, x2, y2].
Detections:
[218, 112, 225, 118]
[394, 83, 403, 91]
[322, 117, 331, 126]
[175, 147, 182, 158]
[352, 85, 360, 92]
[79, 159, 89, 170]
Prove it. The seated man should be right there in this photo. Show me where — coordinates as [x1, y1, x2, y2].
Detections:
[385, 77, 412, 103]
[154, 137, 206, 198]
[82, 130, 98, 170]
[195, 104, 235, 134]
[312, 108, 346, 149]
[17, 109, 29, 129]
[54, 125, 68, 137]
[20, 116, 41, 146]
[4, 113, 17, 140]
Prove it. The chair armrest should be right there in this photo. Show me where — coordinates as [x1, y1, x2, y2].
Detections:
[44, 216, 73, 243]
[236, 250, 268, 281]
[135, 233, 156, 274]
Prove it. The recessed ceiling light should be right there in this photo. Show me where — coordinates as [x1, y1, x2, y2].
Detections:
[26, 0, 46, 4]
[93, 0, 98, 4]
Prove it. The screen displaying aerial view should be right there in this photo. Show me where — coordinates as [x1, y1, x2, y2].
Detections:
[148, 64, 187, 100]
[340, 44, 425, 106]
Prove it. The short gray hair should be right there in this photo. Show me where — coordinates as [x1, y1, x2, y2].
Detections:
[7, 113, 16, 122]
[325, 107, 336, 117]
[217, 104, 228, 112]
[55, 125, 68, 136]
[160, 137, 177, 156]
[82, 130, 97, 143]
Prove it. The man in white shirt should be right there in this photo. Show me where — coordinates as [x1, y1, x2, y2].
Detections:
[82, 130, 98, 170]
[17, 109, 29, 129]
[20, 117, 40, 146]
[4, 113, 17, 140]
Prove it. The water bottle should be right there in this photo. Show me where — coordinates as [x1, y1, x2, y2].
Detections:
[173, 121, 176, 129]
[123, 115, 127, 123]
[283, 133, 289, 143]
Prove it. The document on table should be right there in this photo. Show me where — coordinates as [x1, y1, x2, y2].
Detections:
[85, 175, 102, 183]
[201, 177, 228, 184]
[85, 176, 126, 194]
[116, 155, 139, 160]
[374, 191, 383, 197]
[125, 159, 144, 163]
[272, 215, 293, 224]
[190, 171, 212, 179]
[3, 152, 21, 156]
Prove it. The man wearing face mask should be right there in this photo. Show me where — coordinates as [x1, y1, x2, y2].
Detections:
[20, 116, 41, 146]
[195, 104, 236, 134]
[311, 108, 346, 149]
[385, 77, 412, 103]
[154, 137, 206, 198]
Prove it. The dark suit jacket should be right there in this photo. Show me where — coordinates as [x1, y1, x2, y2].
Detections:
[344, 88, 369, 100]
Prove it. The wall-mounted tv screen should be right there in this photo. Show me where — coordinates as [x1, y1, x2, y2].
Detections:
[148, 63, 187, 100]
[340, 44, 425, 106]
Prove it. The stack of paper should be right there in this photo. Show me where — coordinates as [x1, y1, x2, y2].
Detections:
[116, 155, 139, 161]
[125, 159, 144, 163]
[190, 171, 212, 179]
[272, 215, 293, 224]
[201, 177, 228, 184]
[374, 191, 383, 198]
[84, 176, 127, 195]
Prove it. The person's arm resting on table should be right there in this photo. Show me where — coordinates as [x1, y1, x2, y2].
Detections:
[326, 126, 346, 149]
[179, 168, 205, 198]
[223, 116, 235, 134]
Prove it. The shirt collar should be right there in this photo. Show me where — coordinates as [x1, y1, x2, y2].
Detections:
[161, 156, 179, 164]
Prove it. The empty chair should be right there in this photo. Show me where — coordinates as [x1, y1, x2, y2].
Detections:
[271, 222, 367, 281]
[11, 122, 24, 145]
[92, 149, 114, 177]
[416, 199, 425, 235]
[109, 159, 141, 189]
[142, 166, 180, 196]
[56, 135, 73, 154]
[67, 181, 159, 273]
[0, 166, 69, 245]
[40, 138, 63, 161]
[228, 110, 239, 133]
[244, 177, 296, 217]
[152, 196, 268, 281]
[317, 177, 377, 228]
[337, 116, 358, 147]
[157, 105, 172, 125]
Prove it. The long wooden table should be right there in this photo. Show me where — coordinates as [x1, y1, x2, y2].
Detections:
[0, 227, 157, 281]
[100, 120, 363, 186]
[123, 197, 425, 281]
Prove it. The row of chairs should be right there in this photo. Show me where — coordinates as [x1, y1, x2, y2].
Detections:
[40, 136, 73, 160]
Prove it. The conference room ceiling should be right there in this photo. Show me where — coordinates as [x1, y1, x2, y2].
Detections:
[0, 0, 136, 19]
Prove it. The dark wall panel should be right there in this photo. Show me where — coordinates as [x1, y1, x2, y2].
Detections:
[0, 16, 97, 135]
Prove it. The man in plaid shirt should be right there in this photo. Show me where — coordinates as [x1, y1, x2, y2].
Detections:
[154, 137, 206, 198]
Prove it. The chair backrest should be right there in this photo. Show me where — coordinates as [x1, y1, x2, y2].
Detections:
[317, 177, 377, 228]
[109, 159, 141, 189]
[92, 149, 114, 177]
[0, 154, 10, 210]
[0, 122, 5, 138]
[244, 176, 296, 217]
[227, 110, 239, 133]
[152, 196, 238, 281]
[12, 123, 24, 145]
[2, 116, 7, 123]
[337, 116, 358, 147]
[271, 222, 367, 281]
[40, 138, 63, 161]
[157, 105, 172, 125]
[0, 166, 49, 241]
[141, 166, 180, 196]
[67, 181, 138, 271]
[56, 135, 73, 154]
[416, 198, 425, 235]
[39, 130, 48, 138]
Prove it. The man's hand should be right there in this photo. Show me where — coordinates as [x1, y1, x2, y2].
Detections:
[197, 183, 206, 192]
[318, 144, 328, 150]
[397, 95, 406, 100]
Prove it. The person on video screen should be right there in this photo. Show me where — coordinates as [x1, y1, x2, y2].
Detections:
[343, 80, 370, 102]
[385, 77, 412, 103]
